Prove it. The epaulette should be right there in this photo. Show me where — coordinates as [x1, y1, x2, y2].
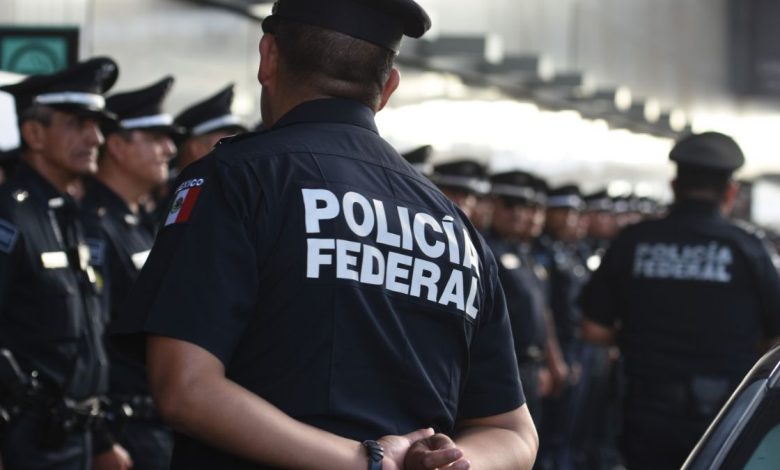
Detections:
[733, 218, 760, 236]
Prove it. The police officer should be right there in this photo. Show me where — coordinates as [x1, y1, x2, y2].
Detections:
[429, 158, 489, 224]
[0, 58, 131, 469]
[534, 184, 591, 469]
[151, 83, 246, 225]
[400, 144, 434, 176]
[482, 170, 566, 425]
[83, 76, 180, 470]
[579, 131, 780, 470]
[173, 83, 247, 177]
[111, 0, 538, 468]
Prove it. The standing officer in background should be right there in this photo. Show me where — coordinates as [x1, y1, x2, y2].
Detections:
[429, 158, 489, 224]
[535, 184, 589, 470]
[400, 144, 434, 176]
[154, 83, 247, 222]
[579, 131, 780, 470]
[83, 76, 180, 470]
[0, 58, 131, 469]
[482, 170, 567, 425]
[112, 0, 538, 469]
[172, 83, 247, 178]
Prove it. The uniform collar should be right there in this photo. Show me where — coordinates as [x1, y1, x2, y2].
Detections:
[86, 177, 133, 217]
[671, 199, 720, 216]
[271, 98, 379, 134]
[13, 161, 74, 209]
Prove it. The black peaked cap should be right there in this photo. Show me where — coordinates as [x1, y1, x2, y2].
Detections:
[0, 56, 118, 122]
[491, 170, 544, 205]
[175, 83, 247, 138]
[583, 189, 614, 212]
[430, 159, 489, 195]
[401, 144, 433, 176]
[106, 76, 183, 136]
[547, 184, 584, 210]
[262, 0, 432, 52]
[670, 131, 745, 172]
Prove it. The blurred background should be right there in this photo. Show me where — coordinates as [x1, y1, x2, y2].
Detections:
[1, 0, 780, 226]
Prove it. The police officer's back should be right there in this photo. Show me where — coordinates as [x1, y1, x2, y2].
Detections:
[111, 0, 538, 469]
[0, 58, 131, 469]
[579, 132, 780, 470]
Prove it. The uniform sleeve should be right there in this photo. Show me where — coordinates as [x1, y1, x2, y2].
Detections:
[578, 238, 624, 328]
[457, 248, 524, 420]
[111, 158, 260, 365]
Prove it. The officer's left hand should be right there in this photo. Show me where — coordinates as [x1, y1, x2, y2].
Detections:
[92, 444, 133, 470]
[404, 433, 470, 470]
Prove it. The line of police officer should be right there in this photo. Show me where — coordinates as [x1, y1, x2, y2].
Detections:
[0, 58, 246, 469]
[417, 148, 751, 470]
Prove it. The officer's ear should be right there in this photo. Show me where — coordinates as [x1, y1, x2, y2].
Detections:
[105, 133, 131, 163]
[722, 179, 739, 214]
[377, 68, 400, 112]
[258, 33, 279, 89]
[20, 120, 47, 153]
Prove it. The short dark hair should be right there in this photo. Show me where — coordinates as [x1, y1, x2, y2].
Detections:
[17, 105, 53, 151]
[273, 19, 395, 109]
[675, 165, 732, 201]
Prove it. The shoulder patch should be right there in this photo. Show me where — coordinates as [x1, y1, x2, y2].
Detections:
[165, 177, 205, 226]
[0, 218, 19, 254]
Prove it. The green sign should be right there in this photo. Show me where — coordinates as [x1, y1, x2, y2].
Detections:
[0, 26, 79, 75]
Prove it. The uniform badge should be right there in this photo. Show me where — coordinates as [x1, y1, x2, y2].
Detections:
[41, 251, 69, 269]
[500, 253, 521, 270]
[0, 219, 19, 254]
[534, 264, 549, 281]
[165, 178, 205, 226]
[85, 238, 106, 267]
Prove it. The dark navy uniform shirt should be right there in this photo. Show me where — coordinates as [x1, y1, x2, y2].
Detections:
[579, 200, 780, 382]
[113, 98, 523, 469]
[82, 178, 154, 396]
[482, 231, 547, 364]
[0, 162, 108, 400]
[535, 235, 588, 352]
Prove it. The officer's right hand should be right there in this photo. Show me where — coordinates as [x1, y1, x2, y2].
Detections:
[404, 433, 470, 470]
[377, 427, 435, 470]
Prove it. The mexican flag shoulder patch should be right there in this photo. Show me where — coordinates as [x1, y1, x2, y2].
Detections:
[165, 178, 205, 226]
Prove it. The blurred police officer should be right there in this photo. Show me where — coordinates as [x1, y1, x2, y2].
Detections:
[429, 158, 489, 224]
[534, 184, 591, 470]
[83, 76, 180, 470]
[152, 83, 247, 224]
[483, 170, 567, 425]
[579, 131, 780, 470]
[111, 0, 538, 468]
[0, 58, 131, 469]
[173, 83, 247, 177]
[401, 144, 434, 177]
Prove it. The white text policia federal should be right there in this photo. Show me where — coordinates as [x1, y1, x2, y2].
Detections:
[303, 189, 482, 319]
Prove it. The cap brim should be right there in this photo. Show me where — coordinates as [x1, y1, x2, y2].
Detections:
[51, 103, 118, 127]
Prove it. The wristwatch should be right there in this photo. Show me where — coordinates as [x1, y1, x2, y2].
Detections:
[362, 440, 384, 470]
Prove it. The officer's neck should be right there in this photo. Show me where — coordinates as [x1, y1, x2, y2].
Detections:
[22, 151, 83, 196]
[96, 160, 147, 214]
